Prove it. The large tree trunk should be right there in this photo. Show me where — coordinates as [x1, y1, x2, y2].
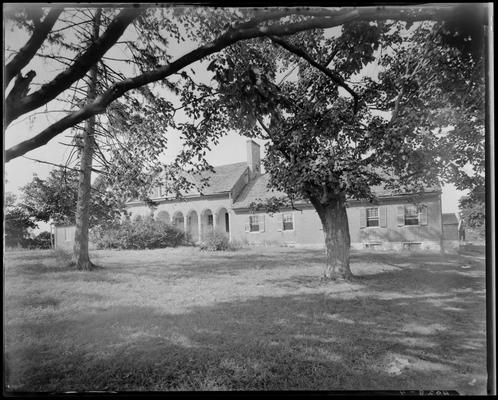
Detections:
[73, 9, 101, 271]
[311, 195, 353, 281]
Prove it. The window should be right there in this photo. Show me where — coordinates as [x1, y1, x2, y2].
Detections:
[207, 214, 213, 226]
[283, 213, 294, 231]
[404, 205, 419, 225]
[361, 206, 386, 229]
[249, 215, 260, 232]
[366, 207, 379, 227]
[365, 242, 382, 250]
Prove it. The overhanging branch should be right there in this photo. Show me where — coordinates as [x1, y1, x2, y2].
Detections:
[4, 7, 64, 86]
[21, 155, 105, 174]
[5, 5, 471, 162]
[268, 35, 359, 114]
[5, 7, 143, 125]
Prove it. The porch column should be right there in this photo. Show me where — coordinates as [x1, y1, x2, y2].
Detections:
[198, 212, 202, 241]
[183, 216, 188, 233]
[213, 210, 218, 233]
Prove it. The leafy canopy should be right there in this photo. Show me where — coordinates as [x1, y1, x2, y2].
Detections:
[20, 168, 122, 227]
[177, 14, 485, 207]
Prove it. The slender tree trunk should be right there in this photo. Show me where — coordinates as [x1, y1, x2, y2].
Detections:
[73, 9, 101, 270]
[311, 195, 353, 280]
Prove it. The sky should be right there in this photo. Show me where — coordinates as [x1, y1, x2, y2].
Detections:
[4, 5, 470, 220]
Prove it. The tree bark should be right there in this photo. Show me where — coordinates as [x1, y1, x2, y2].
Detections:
[4, 7, 63, 86]
[73, 9, 101, 271]
[311, 195, 353, 280]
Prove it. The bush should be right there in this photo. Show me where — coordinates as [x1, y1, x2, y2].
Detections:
[199, 231, 231, 251]
[90, 219, 186, 250]
[28, 231, 53, 249]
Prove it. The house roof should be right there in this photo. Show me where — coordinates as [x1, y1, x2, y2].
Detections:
[442, 213, 459, 225]
[165, 162, 248, 198]
[232, 173, 441, 209]
[192, 162, 248, 195]
[232, 174, 290, 209]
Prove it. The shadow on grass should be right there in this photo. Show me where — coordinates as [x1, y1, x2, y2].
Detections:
[4, 249, 487, 393]
[5, 257, 486, 393]
[143, 249, 328, 280]
[9, 263, 74, 275]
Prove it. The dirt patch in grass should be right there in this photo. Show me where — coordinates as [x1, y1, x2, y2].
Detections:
[4, 247, 487, 393]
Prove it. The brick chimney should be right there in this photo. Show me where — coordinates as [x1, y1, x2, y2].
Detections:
[247, 139, 261, 179]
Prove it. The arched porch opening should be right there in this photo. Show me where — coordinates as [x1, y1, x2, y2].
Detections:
[200, 208, 214, 240]
[156, 210, 170, 224]
[172, 211, 185, 231]
[215, 207, 230, 235]
[186, 210, 200, 242]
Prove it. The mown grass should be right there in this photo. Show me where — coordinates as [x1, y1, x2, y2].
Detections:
[3, 245, 487, 393]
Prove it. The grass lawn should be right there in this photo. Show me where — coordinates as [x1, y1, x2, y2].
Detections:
[4, 245, 487, 393]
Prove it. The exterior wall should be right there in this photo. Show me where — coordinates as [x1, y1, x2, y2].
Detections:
[442, 223, 458, 240]
[126, 191, 443, 251]
[232, 193, 443, 250]
[442, 223, 459, 252]
[350, 193, 443, 251]
[230, 206, 324, 246]
[126, 194, 233, 241]
[54, 225, 76, 251]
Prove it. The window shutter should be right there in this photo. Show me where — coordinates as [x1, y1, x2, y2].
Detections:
[380, 206, 387, 227]
[397, 206, 405, 226]
[419, 205, 428, 225]
[277, 213, 283, 231]
[245, 217, 250, 232]
[259, 215, 265, 232]
[360, 208, 367, 228]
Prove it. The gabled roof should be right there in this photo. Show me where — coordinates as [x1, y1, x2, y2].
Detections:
[232, 173, 441, 209]
[190, 162, 248, 195]
[232, 174, 290, 209]
[442, 213, 459, 225]
[163, 162, 248, 198]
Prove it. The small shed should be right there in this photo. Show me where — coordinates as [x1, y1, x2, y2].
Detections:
[442, 213, 459, 241]
[54, 224, 76, 251]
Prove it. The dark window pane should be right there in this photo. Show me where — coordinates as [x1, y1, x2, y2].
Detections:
[367, 219, 379, 227]
[249, 216, 259, 232]
[405, 217, 419, 225]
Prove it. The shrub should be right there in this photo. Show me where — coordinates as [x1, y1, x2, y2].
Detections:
[91, 219, 186, 250]
[28, 231, 53, 249]
[199, 231, 231, 251]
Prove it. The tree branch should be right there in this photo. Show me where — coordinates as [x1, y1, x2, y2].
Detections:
[21, 155, 104, 174]
[5, 5, 470, 162]
[268, 35, 359, 114]
[5, 7, 143, 125]
[4, 7, 64, 86]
